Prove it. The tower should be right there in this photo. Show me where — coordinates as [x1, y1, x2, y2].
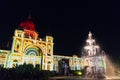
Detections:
[7, 16, 54, 70]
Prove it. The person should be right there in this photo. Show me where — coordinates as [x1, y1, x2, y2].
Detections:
[63, 63, 69, 76]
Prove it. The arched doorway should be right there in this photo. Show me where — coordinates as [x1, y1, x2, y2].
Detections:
[24, 46, 43, 69]
[58, 59, 70, 75]
[13, 59, 18, 68]
[27, 51, 36, 66]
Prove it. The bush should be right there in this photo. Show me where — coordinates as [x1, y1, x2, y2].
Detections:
[0, 64, 57, 80]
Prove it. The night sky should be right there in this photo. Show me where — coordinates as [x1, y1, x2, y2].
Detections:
[0, 0, 119, 58]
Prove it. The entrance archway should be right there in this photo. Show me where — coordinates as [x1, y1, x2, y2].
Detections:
[24, 45, 43, 69]
[13, 59, 18, 68]
[58, 59, 70, 75]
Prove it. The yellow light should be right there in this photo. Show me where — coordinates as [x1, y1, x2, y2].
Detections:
[78, 72, 82, 75]
[76, 71, 82, 75]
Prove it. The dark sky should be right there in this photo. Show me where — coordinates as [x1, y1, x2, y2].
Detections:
[0, 0, 119, 57]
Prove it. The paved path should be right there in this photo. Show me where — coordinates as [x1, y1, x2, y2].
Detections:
[50, 76, 81, 80]
[49, 76, 106, 80]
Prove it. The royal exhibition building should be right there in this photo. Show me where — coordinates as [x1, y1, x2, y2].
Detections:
[0, 16, 106, 74]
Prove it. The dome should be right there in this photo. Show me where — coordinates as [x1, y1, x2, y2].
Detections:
[20, 16, 35, 31]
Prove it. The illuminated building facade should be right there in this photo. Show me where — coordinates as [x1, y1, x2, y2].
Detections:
[0, 16, 54, 70]
[0, 17, 106, 72]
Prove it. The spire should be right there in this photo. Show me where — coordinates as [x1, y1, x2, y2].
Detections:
[28, 15, 31, 20]
[28, 10, 31, 19]
[88, 31, 92, 39]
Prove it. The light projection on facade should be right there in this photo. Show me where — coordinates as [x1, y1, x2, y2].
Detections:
[0, 16, 54, 71]
[0, 16, 106, 74]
